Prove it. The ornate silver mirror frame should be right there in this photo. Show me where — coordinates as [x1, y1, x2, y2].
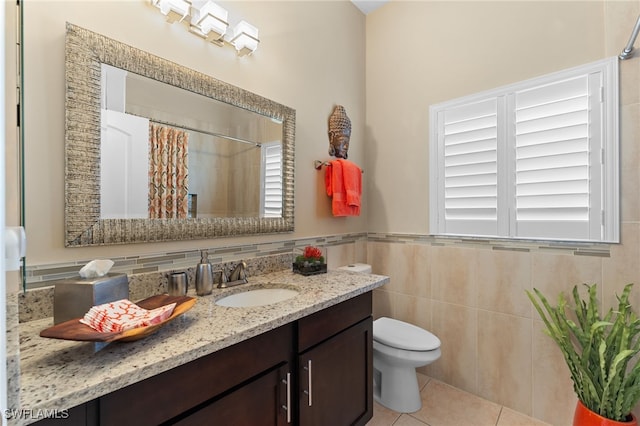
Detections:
[65, 23, 295, 246]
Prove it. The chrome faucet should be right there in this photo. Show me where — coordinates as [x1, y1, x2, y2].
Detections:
[231, 261, 248, 282]
[217, 261, 248, 288]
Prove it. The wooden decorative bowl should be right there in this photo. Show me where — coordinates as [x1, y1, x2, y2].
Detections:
[40, 295, 196, 343]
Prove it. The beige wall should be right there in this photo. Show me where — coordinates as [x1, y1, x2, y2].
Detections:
[365, 1, 609, 233]
[366, 1, 640, 425]
[20, 0, 367, 266]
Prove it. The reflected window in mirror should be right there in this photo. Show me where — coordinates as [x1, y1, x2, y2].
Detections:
[261, 142, 283, 218]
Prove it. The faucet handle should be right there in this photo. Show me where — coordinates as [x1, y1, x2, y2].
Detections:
[215, 267, 228, 289]
[238, 261, 247, 280]
[218, 265, 228, 283]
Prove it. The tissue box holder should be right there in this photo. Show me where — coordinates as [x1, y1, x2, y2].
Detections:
[54, 273, 129, 325]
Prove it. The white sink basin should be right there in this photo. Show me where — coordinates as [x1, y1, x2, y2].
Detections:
[215, 287, 299, 307]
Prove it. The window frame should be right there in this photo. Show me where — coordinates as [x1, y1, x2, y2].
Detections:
[429, 57, 619, 243]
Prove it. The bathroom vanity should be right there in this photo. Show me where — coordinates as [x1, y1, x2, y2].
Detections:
[16, 270, 388, 426]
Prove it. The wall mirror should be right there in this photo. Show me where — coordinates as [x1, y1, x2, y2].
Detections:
[65, 23, 295, 246]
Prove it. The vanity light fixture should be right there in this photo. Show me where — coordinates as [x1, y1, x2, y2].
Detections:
[150, 0, 260, 56]
[190, 0, 228, 44]
[152, 0, 191, 24]
[228, 20, 259, 57]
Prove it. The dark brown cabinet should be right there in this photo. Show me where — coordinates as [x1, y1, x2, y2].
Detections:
[99, 323, 294, 426]
[297, 293, 373, 426]
[27, 401, 98, 426]
[298, 319, 372, 426]
[34, 292, 373, 426]
[174, 363, 292, 426]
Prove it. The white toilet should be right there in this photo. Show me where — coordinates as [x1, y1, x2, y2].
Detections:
[336, 263, 442, 413]
[373, 317, 441, 413]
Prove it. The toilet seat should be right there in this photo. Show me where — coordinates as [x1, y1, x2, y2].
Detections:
[374, 340, 442, 363]
[373, 317, 440, 351]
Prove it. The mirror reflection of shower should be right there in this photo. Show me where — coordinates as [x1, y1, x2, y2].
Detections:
[99, 64, 283, 220]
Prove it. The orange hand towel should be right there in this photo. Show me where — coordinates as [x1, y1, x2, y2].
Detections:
[325, 159, 361, 217]
[338, 159, 362, 208]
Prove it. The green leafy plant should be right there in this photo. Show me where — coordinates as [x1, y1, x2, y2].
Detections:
[527, 283, 640, 422]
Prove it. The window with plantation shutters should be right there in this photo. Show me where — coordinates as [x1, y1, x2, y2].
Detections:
[430, 57, 619, 243]
[261, 142, 283, 218]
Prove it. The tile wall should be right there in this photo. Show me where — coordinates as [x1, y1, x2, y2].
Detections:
[17, 229, 640, 425]
[367, 232, 640, 426]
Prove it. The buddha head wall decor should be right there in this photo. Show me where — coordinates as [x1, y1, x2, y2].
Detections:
[328, 105, 351, 159]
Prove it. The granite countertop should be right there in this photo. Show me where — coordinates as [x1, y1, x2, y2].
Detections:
[16, 270, 388, 425]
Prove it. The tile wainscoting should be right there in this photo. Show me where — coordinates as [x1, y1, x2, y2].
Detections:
[365, 232, 638, 426]
[14, 231, 620, 423]
[25, 233, 609, 289]
[19, 232, 611, 323]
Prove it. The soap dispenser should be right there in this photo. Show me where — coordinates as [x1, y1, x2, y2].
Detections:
[195, 251, 214, 296]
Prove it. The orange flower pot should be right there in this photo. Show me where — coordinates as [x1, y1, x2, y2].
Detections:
[574, 400, 638, 426]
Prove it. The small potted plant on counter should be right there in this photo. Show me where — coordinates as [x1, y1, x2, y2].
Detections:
[293, 246, 327, 276]
[527, 283, 640, 426]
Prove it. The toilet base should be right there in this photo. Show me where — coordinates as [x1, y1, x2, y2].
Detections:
[371, 318, 441, 414]
[373, 361, 422, 413]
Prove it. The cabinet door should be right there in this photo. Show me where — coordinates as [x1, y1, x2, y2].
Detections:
[298, 318, 373, 426]
[100, 324, 293, 426]
[174, 364, 292, 426]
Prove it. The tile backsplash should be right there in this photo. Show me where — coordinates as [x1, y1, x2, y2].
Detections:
[19, 232, 609, 323]
[19, 252, 293, 323]
[25, 233, 368, 288]
[19, 233, 368, 322]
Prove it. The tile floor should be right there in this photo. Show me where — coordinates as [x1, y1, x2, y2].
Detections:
[366, 374, 552, 426]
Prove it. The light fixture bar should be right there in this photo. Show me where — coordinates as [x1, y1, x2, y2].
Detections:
[151, 0, 259, 57]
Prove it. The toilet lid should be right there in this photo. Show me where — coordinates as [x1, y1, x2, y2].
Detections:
[373, 317, 441, 351]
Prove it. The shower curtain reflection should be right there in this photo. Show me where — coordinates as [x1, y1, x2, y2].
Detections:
[149, 123, 189, 219]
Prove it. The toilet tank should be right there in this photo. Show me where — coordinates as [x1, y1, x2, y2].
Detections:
[337, 263, 372, 274]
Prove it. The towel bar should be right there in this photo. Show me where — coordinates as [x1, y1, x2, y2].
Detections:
[314, 160, 364, 173]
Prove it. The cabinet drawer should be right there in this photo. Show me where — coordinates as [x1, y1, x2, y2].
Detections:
[297, 292, 372, 352]
[100, 323, 294, 426]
